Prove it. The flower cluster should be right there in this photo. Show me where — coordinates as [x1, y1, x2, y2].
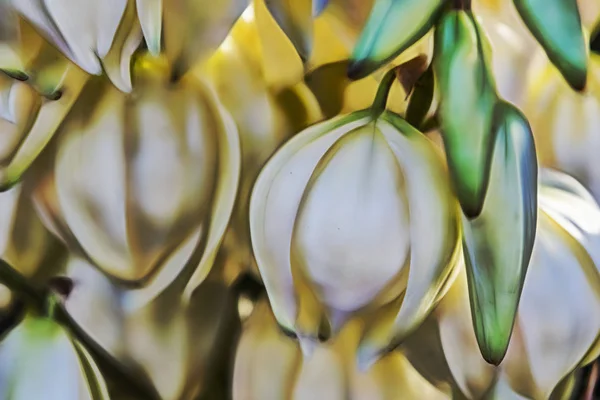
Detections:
[0, 0, 599, 399]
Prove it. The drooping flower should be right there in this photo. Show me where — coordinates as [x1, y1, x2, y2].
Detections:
[9, 0, 141, 92]
[31, 53, 240, 306]
[59, 256, 239, 400]
[0, 13, 89, 188]
[200, 13, 323, 282]
[249, 100, 460, 366]
[0, 314, 110, 400]
[524, 49, 600, 200]
[233, 297, 449, 400]
[403, 169, 600, 399]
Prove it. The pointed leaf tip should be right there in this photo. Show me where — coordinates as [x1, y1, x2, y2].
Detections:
[513, 0, 588, 91]
[350, 0, 444, 79]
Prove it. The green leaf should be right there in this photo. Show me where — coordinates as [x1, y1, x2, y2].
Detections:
[514, 0, 588, 90]
[462, 101, 538, 365]
[348, 0, 446, 80]
[433, 10, 497, 218]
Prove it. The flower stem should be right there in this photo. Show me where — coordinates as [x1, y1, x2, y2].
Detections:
[0, 260, 45, 311]
[371, 67, 401, 118]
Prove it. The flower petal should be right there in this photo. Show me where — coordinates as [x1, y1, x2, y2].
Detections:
[183, 78, 241, 300]
[249, 112, 370, 333]
[357, 113, 460, 369]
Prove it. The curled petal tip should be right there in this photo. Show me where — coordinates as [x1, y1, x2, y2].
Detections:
[298, 335, 317, 358]
[356, 344, 381, 372]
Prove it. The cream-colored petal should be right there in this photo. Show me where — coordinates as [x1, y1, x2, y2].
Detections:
[0, 316, 102, 400]
[0, 62, 88, 190]
[0, 77, 41, 163]
[125, 279, 237, 400]
[125, 84, 216, 276]
[293, 345, 346, 400]
[249, 112, 370, 332]
[101, 0, 142, 93]
[437, 263, 496, 399]
[504, 211, 600, 398]
[123, 226, 202, 311]
[293, 126, 409, 312]
[0, 10, 44, 74]
[136, 0, 162, 55]
[159, 0, 249, 75]
[13, 0, 128, 74]
[183, 78, 241, 299]
[55, 81, 132, 278]
[64, 257, 127, 359]
[233, 300, 300, 400]
[254, 0, 304, 89]
[357, 113, 459, 368]
[350, 351, 450, 400]
[73, 341, 111, 400]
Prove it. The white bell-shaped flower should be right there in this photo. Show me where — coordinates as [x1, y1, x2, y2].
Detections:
[250, 107, 460, 367]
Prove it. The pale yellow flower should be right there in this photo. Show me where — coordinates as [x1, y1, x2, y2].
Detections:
[233, 298, 449, 400]
[30, 53, 240, 305]
[403, 169, 600, 399]
[0, 314, 110, 400]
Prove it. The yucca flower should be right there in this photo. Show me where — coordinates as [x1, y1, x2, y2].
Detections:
[29, 52, 240, 304]
[201, 11, 323, 282]
[0, 13, 89, 188]
[403, 169, 600, 399]
[249, 80, 460, 365]
[0, 0, 599, 397]
[59, 256, 238, 400]
[233, 297, 449, 400]
[471, 2, 537, 105]
[8, 0, 140, 92]
[524, 49, 600, 200]
[0, 313, 109, 400]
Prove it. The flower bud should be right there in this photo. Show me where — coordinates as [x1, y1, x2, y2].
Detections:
[233, 298, 449, 400]
[0, 314, 109, 400]
[250, 108, 460, 366]
[31, 55, 240, 305]
[403, 169, 600, 399]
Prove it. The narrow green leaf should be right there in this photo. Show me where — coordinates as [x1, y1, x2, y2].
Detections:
[348, 0, 446, 80]
[462, 101, 538, 365]
[433, 10, 497, 218]
[514, 0, 588, 90]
